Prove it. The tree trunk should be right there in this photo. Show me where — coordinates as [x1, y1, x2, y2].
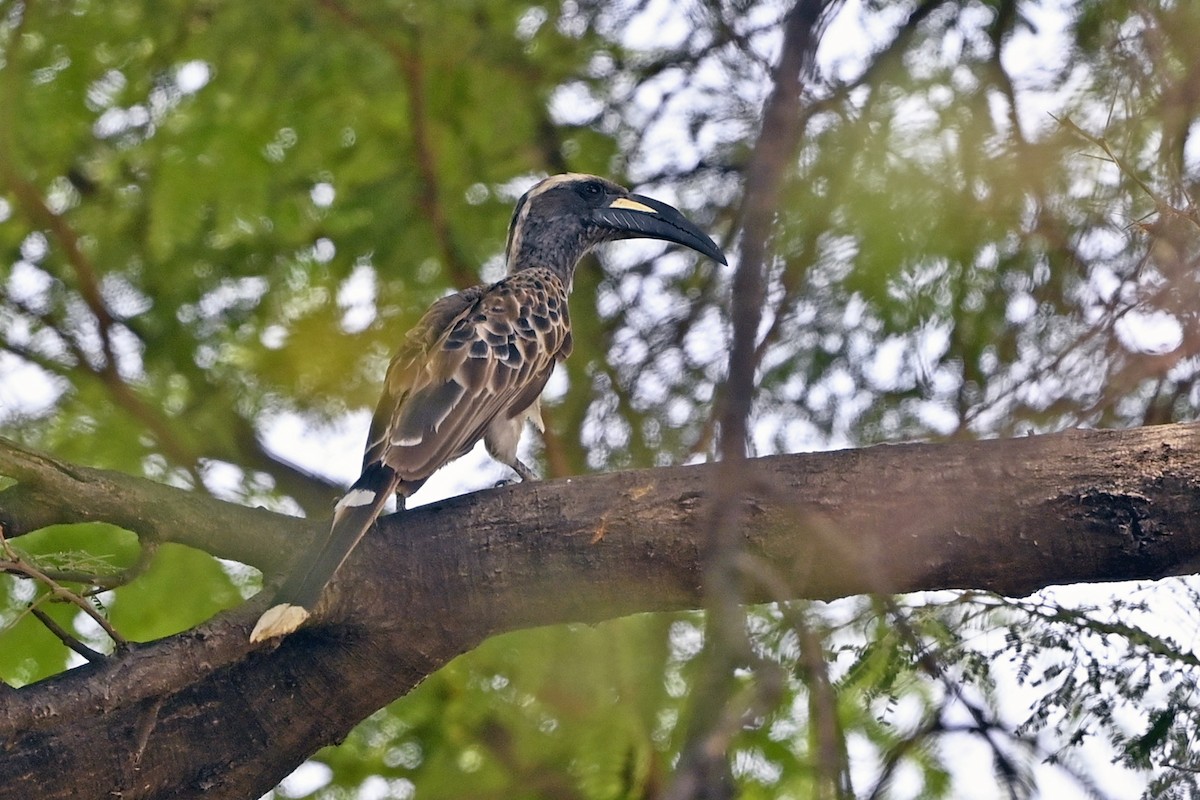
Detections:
[2, 422, 1199, 799]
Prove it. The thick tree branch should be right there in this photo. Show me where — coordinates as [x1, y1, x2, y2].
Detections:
[2, 422, 1200, 798]
[0, 436, 302, 570]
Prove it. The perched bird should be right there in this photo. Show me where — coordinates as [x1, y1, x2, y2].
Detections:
[251, 173, 726, 642]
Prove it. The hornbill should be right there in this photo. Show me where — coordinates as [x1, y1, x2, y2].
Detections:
[251, 173, 727, 641]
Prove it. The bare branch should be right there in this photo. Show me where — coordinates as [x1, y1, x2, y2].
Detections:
[0, 435, 306, 571]
[29, 606, 106, 664]
[2, 422, 1200, 797]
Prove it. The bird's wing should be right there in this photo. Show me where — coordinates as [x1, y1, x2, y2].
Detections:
[367, 267, 572, 484]
[359, 286, 484, 471]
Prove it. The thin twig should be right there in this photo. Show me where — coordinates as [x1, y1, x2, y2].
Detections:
[35, 539, 159, 593]
[29, 605, 107, 663]
[1055, 114, 1200, 230]
[0, 527, 128, 648]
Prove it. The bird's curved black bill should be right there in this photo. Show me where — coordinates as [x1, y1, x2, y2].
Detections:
[592, 194, 727, 265]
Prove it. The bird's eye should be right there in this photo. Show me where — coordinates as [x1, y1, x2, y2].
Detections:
[582, 181, 604, 198]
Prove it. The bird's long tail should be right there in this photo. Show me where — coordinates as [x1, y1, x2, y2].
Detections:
[250, 463, 399, 642]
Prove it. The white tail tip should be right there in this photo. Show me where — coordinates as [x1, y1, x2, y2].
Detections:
[250, 604, 310, 642]
[336, 487, 377, 510]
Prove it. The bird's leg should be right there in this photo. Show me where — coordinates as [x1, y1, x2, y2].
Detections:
[510, 458, 539, 482]
[493, 458, 539, 488]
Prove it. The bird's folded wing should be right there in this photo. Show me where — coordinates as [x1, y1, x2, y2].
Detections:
[364, 269, 571, 483]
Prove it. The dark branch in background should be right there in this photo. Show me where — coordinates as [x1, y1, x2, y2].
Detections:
[667, 2, 834, 799]
[223, 415, 340, 515]
[394, 30, 479, 291]
[742, 1, 956, 393]
[984, 0, 1028, 149]
[315, 0, 478, 290]
[0, 135, 207, 487]
[744, 560, 852, 794]
[2, 280, 202, 481]
[669, 0, 951, 462]
[821, 0, 950, 103]
[0, 292, 337, 514]
[0, 164, 119, 372]
[0, 29, 190, 478]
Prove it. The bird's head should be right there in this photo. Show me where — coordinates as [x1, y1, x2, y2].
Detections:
[504, 173, 727, 279]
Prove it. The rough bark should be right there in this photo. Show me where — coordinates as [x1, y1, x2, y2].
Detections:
[2, 422, 1200, 799]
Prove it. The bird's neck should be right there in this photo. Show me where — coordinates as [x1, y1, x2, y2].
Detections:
[507, 250, 585, 286]
[506, 220, 593, 284]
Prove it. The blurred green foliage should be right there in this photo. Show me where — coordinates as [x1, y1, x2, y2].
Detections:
[4, 0, 1200, 797]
